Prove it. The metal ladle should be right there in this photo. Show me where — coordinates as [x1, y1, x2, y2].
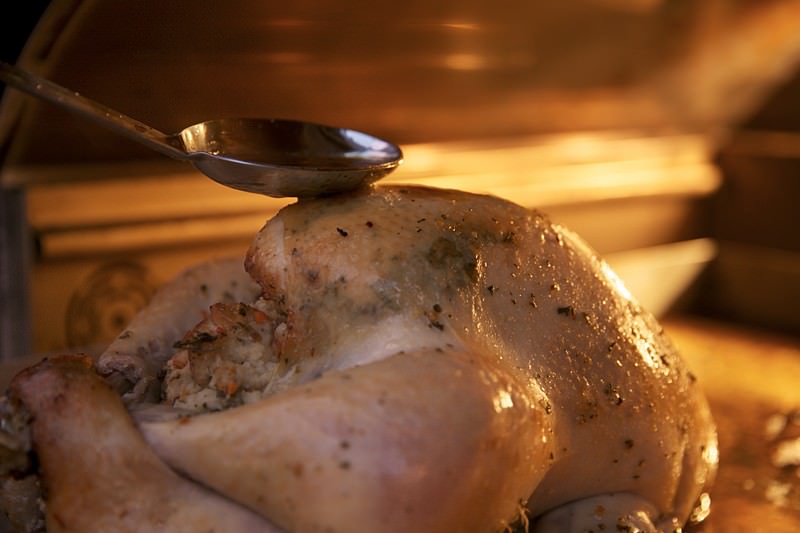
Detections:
[0, 61, 403, 198]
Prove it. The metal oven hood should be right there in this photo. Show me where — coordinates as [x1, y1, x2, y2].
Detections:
[3, 0, 800, 167]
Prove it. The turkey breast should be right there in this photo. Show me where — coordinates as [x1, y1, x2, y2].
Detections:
[1, 185, 717, 533]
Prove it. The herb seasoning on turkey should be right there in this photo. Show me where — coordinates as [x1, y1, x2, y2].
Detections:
[0, 185, 717, 533]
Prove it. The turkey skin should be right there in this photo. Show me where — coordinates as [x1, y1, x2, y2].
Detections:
[2, 185, 717, 533]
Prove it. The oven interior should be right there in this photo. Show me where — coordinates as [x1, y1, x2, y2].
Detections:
[1, 0, 799, 529]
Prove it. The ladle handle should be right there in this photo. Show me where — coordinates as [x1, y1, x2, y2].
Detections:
[0, 61, 187, 160]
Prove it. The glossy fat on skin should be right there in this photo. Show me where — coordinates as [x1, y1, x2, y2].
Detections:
[143, 345, 550, 533]
[8, 356, 280, 533]
[96, 256, 261, 403]
[243, 185, 717, 526]
[137, 185, 716, 532]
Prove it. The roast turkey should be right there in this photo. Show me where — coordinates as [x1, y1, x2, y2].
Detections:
[0, 185, 717, 532]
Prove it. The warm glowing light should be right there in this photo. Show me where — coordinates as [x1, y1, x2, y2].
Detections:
[765, 413, 788, 439]
[600, 261, 633, 301]
[689, 492, 711, 523]
[702, 439, 720, 467]
[772, 437, 800, 469]
[443, 53, 485, 71]
[441, 21, 480, 31]
[765, 481, 792, 508]
[493, 389, 514, 412]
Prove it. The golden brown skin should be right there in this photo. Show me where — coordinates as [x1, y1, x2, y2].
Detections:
[141, 185, 717, 532]
[7, 356, 279, 533]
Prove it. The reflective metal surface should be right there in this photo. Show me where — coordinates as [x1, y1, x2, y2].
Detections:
[0, 62, 402, 198]
[181, 118, 402, 197]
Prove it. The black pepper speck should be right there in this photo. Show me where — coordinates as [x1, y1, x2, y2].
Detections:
[557, 306, 576, 319]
